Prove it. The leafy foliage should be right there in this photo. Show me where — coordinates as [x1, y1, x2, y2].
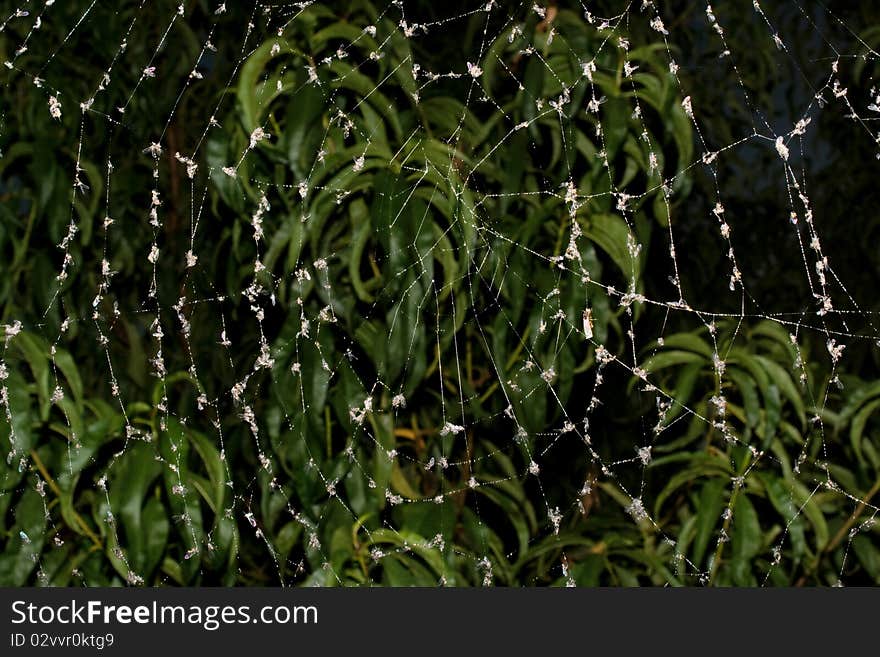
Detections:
[1, 1, 879, 586]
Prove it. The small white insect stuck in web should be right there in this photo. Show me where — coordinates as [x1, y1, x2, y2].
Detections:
[249, 126, 267, 149]
[466, 61, 482, 78]
[650, 16, 669, 35]
[391, 394, 406, 409]
[710, 394, 727, 418]
[3, 320, 22, 345]
[528, 460, 540, 475]
[793, 116, 812, 135]
[48, 95, 62, 119]
[352, 154, 365, 172]
[637, 445, 652, 465]
[399, 20, 416, 38]
[681, 95, 694, 118]
[775, 136, 789, 160]
[509, 24, 523, 44]
[582, 58, 596, 82]
[595, 345, 614, 365]
[627, 497, 648, 522]
[826, 339, 845, 363]
[582, 307, 593, 339]
[256, 344, 274, 369]
[440, 421, 464, 436]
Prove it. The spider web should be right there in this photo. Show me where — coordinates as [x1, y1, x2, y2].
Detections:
[1, 0, 879, 586]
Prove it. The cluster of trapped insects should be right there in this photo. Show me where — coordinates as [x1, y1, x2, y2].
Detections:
[1, 0, 879, 585]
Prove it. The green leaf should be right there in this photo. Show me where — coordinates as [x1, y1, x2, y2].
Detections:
[0, 488, 46, 585]
[853, 535, 880, 582]
[730, 494, 761, 586]
[581, 213, 640, 281]
[849, 397, 880, 463]
[52, 349, 83, 403]
[760, 473, 806, 560]
[693, 478, 727, 568]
